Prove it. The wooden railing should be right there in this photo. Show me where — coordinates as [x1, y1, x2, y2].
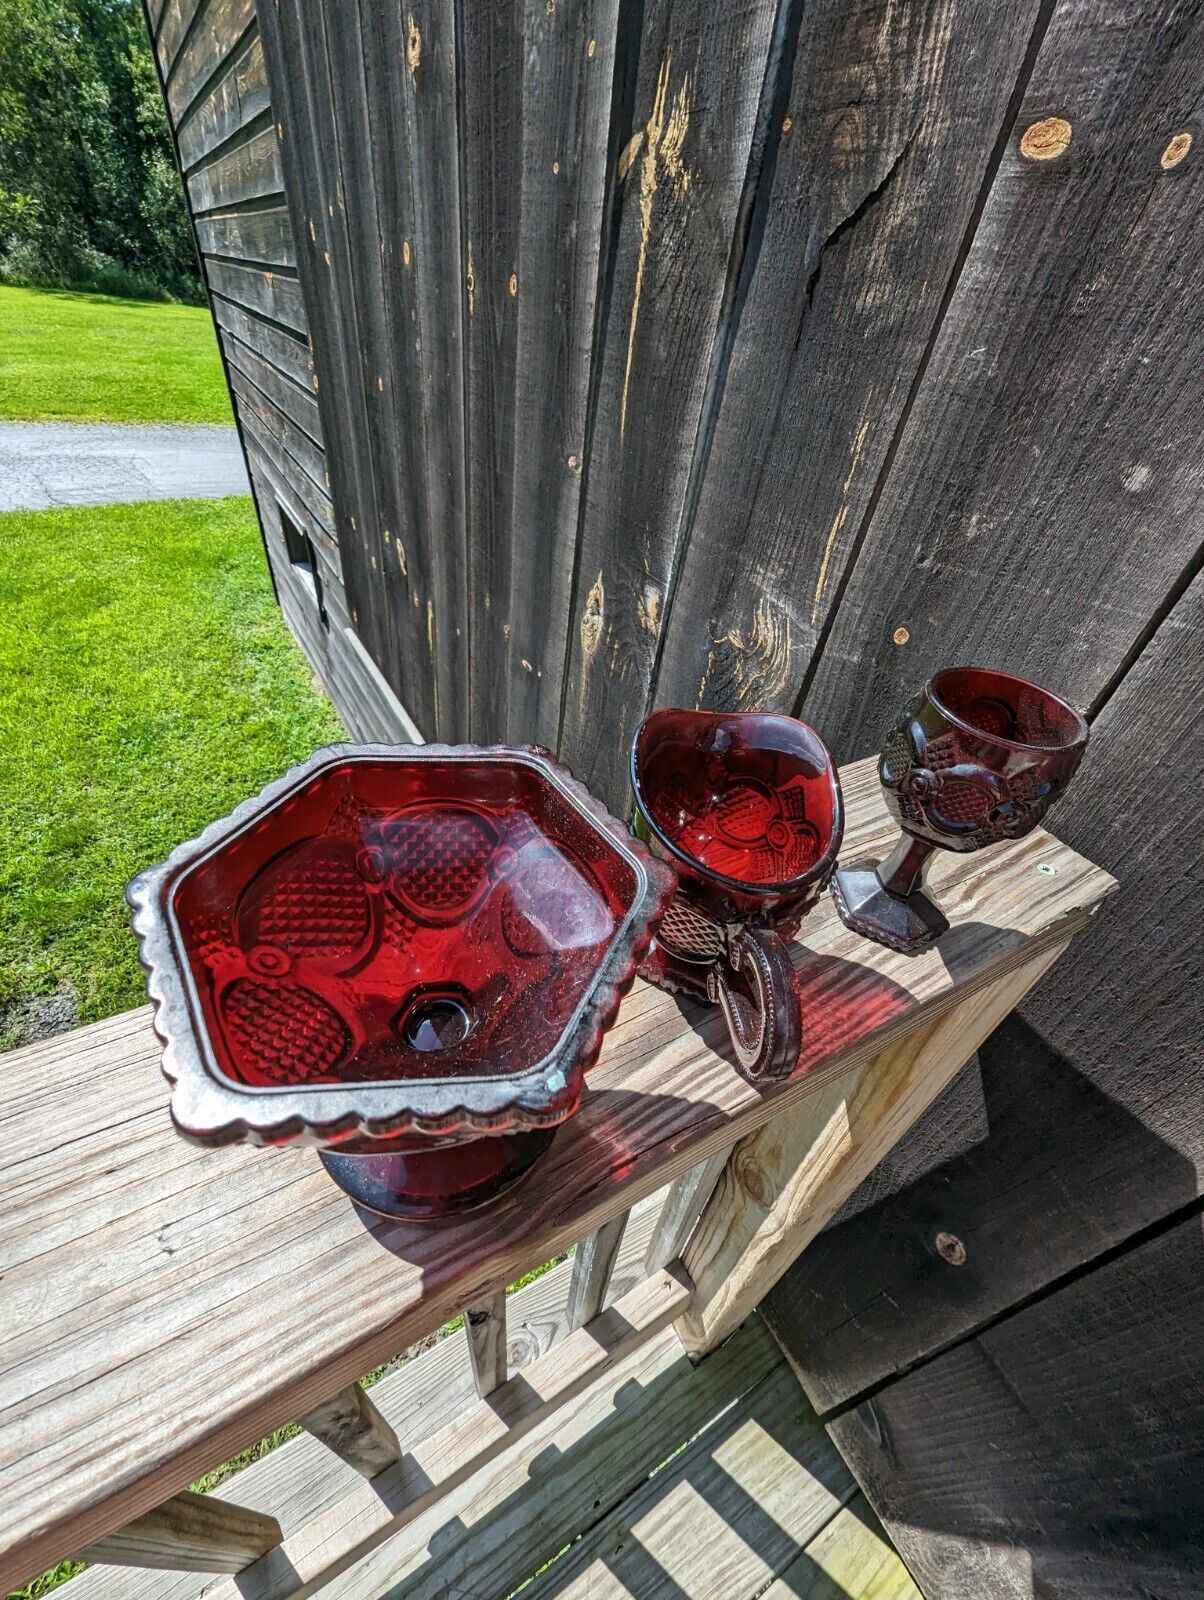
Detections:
[0, 758, 1114, 1598]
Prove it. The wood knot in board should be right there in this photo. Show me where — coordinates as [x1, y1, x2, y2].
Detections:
[935, 1231, 966, 1266]
[406, 15, 421, 72]
[1020, 117, 1071, 161]
[588, 37, 596, 58]
[509, 273, 518, 297]
[1161, 131, 1192, 169]
[580, 571, 604, 659]
[892, 625, 910, 646]
[781, 115, 793, 134]
[402, 239, 411, 267]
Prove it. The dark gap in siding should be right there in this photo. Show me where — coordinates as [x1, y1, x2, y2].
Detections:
[201, 249, 298, 276]
[223, 335, 324, 442]
[181, 105, 276, 177]
[207, 287, 309, 346]
[191, 192, 289, 220]
[156, 0, 205, 74]
[171, 17, 259, 133]
[555, 0, 646, 756]
[148, 0, 169, 42]
[243, 434, 335, 543]
[228, 369, 322, 472]
[648, 0, 804, 710]
[791, 0, 1060, 722]
[816, 1191, 1204, 1426]
[1087, 537, 1204, 721]
[453, 0, 473, 743]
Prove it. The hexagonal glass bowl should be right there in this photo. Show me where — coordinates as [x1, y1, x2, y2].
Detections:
[128, 744, 675, 1221]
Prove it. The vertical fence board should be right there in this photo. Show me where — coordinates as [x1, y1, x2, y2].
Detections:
[651, 0, 1040, 720]
[256, 0, 413, 723]
[557, 0, 783, 809]
[358, 0, 469, 739]
[462, 0, 619, 748]
[802, 0, 1204, 761]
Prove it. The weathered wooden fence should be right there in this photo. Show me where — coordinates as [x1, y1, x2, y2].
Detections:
[149, 0, 1204, 1590]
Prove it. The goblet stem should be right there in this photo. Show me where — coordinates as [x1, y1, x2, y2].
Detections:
[830, 833, 949, 956]
[877, 834, 939, 900]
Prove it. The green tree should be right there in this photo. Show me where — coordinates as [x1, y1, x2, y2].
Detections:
[0, 0, 201, 301]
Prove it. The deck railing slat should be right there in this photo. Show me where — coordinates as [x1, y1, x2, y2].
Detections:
[299, 1383, 401, 1478]
[643, 1152, 730, 1275]
[464, 1291, 508, 1397]
[565, 1212, 629, 1331]
[78, 1491, 282, 1573]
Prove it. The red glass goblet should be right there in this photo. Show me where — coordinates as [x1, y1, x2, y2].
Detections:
[128, 744, 674, 1221]
[631, 709, 844, 1082]
[831, 666, 1089, 955]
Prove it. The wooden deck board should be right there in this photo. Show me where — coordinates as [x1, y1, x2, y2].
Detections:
[0, 758, 1114, 1589]
[69, 1189, 667, 1599]
[285, 1320, 785, 1600]
[522, 1356, 856, 1598]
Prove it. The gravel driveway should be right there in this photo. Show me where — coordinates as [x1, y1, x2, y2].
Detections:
[0, 421, 250, 511]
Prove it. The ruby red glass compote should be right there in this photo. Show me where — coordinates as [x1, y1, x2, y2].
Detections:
[129, 745, 674, 1220]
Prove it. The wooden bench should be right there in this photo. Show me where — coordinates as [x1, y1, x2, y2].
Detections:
[0, 758, 1114, 1596]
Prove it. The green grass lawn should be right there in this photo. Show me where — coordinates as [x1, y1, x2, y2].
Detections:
[0, 285, 231, 423]
[0, 496, 342, 1048]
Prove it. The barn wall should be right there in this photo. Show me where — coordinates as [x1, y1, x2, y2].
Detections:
[147, 0, 419, 743]
[152, 0, 1204, 1593]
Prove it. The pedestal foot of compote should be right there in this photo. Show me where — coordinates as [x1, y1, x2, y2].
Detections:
[319, 1126, 557, 1222]
[830, 860, 949, 956]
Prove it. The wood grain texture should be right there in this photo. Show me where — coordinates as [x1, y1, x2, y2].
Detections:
[154, 0, 204, 78]
[298, 1383, 400, 1479]
[828, 1214, 1204, 1600]
[70, 1192, 668, 1600]
[643, 1149, 728, 1273]
[678, 942, 1066, 1358]
[557, 0, 783, 810]
[764, 1498, 921, 1600]
[272, 1319, 783, 1600]
[223, 335, 322, 442]
[228, 368, 325, 490]
[652, 0, 1039, 718]
[203, 1269, 692, 1600]
[464, 1291, 508, 1398]
[522, 1359, 856, 1599]
[256, 0, 468, 741]
[766, 568, 1204, 1414]
[195, 205, 296, 268]
[211, 297, 312, 388]
[254, 0, 400, 722]
[205, 259, 307, 331]
[803, 0, 1204, 760]
[355, 0, 469, 741]
[565, 1211, 629, 1330]
[77, 1491, 281, 1573]
[461, 0, 617, 749]
[166, 0, 256, 125]
[186, 121, 282, 214]
[238, 404, 335, 536]
[0, 762, 1110, 1589]
[175, 25, 270, 170]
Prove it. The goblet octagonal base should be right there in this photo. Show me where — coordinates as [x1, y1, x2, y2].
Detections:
[319, 1127, 557, 1221]
[830, 860, 950, 956]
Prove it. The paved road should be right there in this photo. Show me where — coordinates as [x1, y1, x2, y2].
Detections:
[0, 421, 250, 512]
